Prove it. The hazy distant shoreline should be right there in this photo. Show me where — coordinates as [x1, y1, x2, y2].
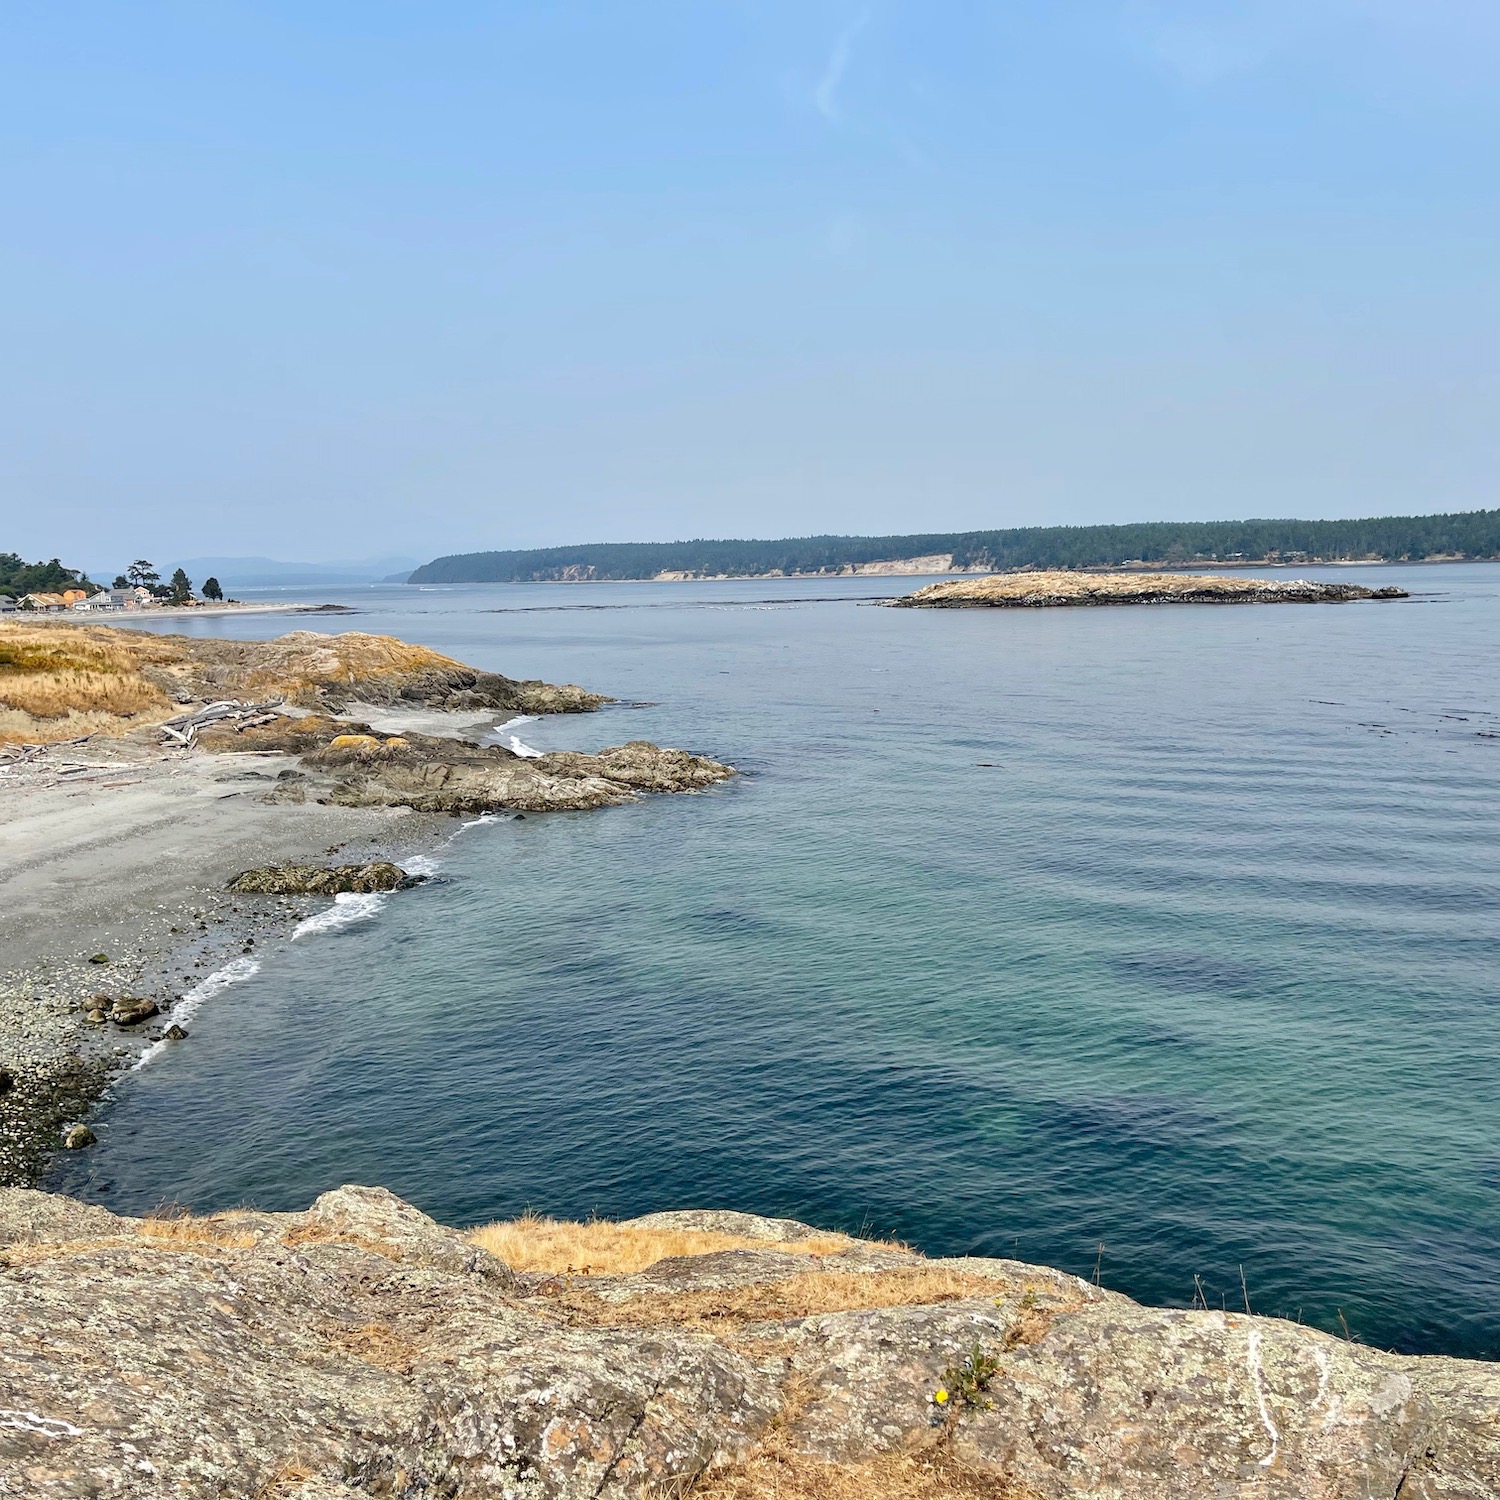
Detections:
[404, 553, 1484, 587]
[403, 511, 1500, 586]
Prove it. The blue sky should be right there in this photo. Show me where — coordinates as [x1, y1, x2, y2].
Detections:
[3, 2, 1497, 564]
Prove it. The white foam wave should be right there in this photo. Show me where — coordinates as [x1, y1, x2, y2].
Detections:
[507, 735, 544, 759]
[494, 714, 539, 733]
[292, 891, 388, 939]
[133, 957, 261, 1071]
[459, 812, 502, 831]
[402, 853, 440, 878]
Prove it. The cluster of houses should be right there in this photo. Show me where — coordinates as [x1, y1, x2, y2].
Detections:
[0, 585, 160, 614]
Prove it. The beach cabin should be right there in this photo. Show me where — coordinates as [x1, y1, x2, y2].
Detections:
[20, 593, 66, 612]
[0, 595, 15, 613]
[74, 589, 130, 611]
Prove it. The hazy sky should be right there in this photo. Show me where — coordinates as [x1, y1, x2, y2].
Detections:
[4, 2, 1498, 566]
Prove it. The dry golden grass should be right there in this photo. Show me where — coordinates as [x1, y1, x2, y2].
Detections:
[195, 713, 348, 753]
[280, 1222, 407, 1261]
[0, 621, 478, 742]
[5, 1211, 432, 1268]
[468, 1211, 854, 1276]
[663, 1377, 1021, 1500]
[324, 1320, 419, 1373]
[228, 630, 470, 702]
[252, 1461, 319, 1500]
[0, 668, 167, 720]
[136, 1217, 261, 1250]
[0, 624, 172, 740]
[1, 1224, 258, 1267]
[544, 1267, 1055, 1334]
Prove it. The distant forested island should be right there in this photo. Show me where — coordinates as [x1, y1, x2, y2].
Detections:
[405, 510, 1500, 584]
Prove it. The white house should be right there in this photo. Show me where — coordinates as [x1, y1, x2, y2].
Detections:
[75, 589, 133, 610]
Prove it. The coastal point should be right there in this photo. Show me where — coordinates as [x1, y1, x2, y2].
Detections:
[0, 620, 732, 1189]
[6, 4, 1499, 1494]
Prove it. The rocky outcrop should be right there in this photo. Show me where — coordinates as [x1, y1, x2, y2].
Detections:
[0, 624, 609, 747]
[891, 570, 1410, 608]
[227, 861, 422, 895]
[155, 630, 611, 716]
[199, 715, 738, 815]
[1, 1186, 1496, 1499]
[106, 998, 158, 1027]
[320, 737, 735, 814]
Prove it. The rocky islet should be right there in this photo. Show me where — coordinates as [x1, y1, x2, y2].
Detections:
[890, 569, 1411, 608]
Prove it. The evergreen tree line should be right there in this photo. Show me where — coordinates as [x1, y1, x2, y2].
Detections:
[407, 508, 1500, 584]
[0, 554, 99, 596]
[0, 554, 223, 603]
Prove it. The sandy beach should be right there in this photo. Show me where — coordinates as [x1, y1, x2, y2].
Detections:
[77, 600, 356, 621]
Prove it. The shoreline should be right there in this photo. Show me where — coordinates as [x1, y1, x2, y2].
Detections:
[4, 1184, 1498, 1495]
[67, 600, 356, 621]
[0, 715, 735, 1189]
[0, 619, 734, 1190]
[0, 734, 448, 1187]
[401, 555, 1492, 587]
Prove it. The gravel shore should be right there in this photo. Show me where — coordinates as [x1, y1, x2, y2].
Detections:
[0, 736, 441, 1187]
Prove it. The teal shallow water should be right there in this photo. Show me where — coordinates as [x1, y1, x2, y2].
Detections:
[57, 568, 1500, 1356]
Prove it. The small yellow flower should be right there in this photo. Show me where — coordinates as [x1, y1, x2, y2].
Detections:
[933, 1388, 949, 1405]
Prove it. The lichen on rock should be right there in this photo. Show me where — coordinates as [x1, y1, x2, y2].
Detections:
[1, 1187, 1496, 1498]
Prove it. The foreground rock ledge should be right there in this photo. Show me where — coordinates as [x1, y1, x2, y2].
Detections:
[889, 570, 1410, 608]
[1, 1187, 1495, 1499]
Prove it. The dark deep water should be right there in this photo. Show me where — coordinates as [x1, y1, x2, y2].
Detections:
[56, 567, 1500, 1357]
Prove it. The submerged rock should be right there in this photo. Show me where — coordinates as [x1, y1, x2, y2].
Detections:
[60, 1124, 94, 1149]
[226, 862, 421, 895]
[0, 1186, 1496, 1498]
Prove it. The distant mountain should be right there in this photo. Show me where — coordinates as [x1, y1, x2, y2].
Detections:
[407, 511, 1500, 585]
[133, 556, 422, 588]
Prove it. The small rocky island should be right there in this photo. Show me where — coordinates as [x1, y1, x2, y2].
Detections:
[889, 570, 1409, 608]
[2, 1183, 1497, 1498]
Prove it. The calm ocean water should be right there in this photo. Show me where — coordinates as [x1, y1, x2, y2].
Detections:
[57, 567, 1500, 1357]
